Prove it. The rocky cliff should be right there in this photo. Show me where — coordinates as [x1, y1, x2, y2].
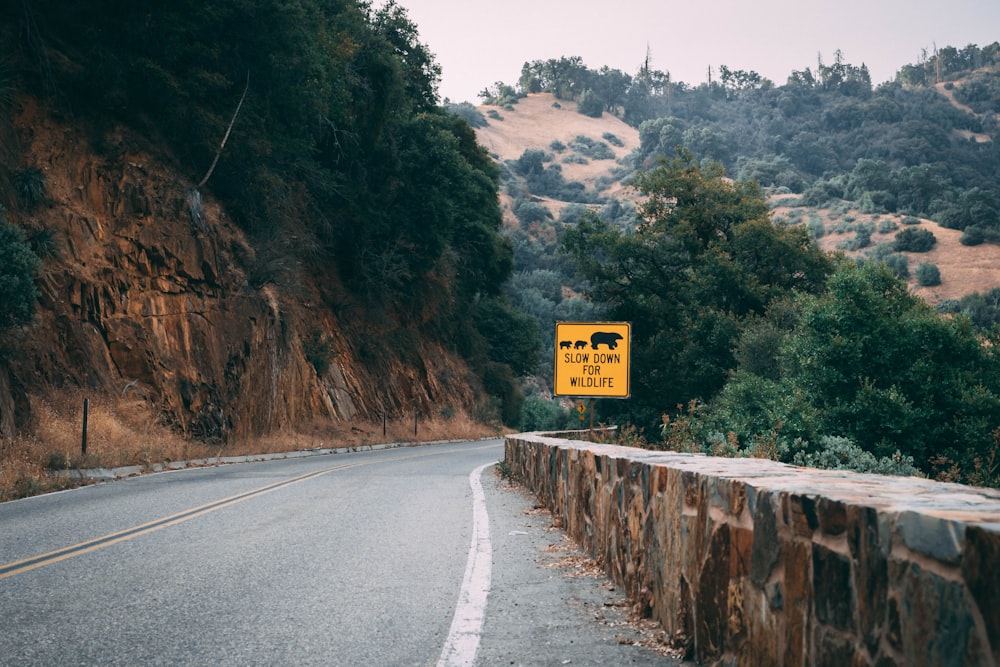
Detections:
[0, 97, 480, 441]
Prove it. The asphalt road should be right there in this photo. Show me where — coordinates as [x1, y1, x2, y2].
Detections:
[0, 439, 683, 666]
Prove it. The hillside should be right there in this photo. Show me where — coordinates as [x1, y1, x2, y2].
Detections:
[476, 93, 1000, 305]
[0, 1, 519, 476]
[2, 97, 481, 441]
[773, 201, 1000, 304]
[475, 93, 640, 208]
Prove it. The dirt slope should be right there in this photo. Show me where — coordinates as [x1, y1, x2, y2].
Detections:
[771, 201, 1000, 304]
[474, 93, 640, 217]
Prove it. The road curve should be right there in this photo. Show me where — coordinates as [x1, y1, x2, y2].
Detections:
[0, 439, 682, 666]
[0, 440, 503, 666]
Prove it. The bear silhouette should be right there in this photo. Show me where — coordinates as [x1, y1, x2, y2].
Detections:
[559, 340, 573, 349]
[574, 340, 588, 349]
[590, 331, 623, 350]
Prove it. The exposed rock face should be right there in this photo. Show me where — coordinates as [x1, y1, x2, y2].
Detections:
[2, 98, 477, 440]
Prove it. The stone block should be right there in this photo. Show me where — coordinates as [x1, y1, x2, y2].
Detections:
[505, 435, 1000, 667]
[814, 625, 857, 667]
[782, 539, 812, 666]
[813, 543, 854, 631]
[899, 561, 976, 667]
[785, 492, 819, 538]
[897, 510, 965, 564]
[740, 586, 779, 666]
[817, 496, 847, 535]
[848, 505, 888, 655]
[750, 491, 781, 586]
[961, 524, 1000, 665]
[695, 523, 731, 663]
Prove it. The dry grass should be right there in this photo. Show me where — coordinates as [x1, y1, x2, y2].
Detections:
[0, 388, 502, 502]
[771, 203, 1000, 303]
[474, 93, 641, 222]
[478, 94, 1000, 305]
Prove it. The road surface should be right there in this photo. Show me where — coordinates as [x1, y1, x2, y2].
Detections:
[0, 439, 683, 665]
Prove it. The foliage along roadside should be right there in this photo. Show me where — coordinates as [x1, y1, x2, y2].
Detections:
[0, 1, 530, 425]
[563, 153, 1000, 486]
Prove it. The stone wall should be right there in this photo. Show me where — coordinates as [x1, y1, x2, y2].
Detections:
[505, 433, 1000, 666]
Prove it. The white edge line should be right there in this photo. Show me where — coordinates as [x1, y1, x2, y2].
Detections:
[437, 462, 493, 667]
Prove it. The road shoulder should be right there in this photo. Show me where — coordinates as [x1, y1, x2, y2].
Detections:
[477, 465, 689, 666]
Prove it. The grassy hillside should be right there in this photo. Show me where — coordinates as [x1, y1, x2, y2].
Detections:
[473, 86, 1000, 309]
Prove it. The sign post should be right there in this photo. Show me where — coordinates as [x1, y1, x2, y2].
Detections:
[555, 322, 630, 439]
[554, 322, 631, 399]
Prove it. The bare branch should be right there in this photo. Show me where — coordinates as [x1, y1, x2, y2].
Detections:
[197, 71, 250, 189]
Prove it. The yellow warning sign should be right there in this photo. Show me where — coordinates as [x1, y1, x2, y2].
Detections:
[554, 322, 631, 398]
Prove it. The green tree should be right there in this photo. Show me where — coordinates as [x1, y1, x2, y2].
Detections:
[472, 296, 541, 377]
[562, 151, 832, 428]
[894, 227, 937, 252]
[916, 262, 941, 286]
[0, 209, 41, 329]
[769, 263, 999, 472]
[6, 0, 524, 421]
[576, 88, 604, 118]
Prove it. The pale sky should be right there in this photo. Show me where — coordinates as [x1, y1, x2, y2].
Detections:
[394, 0, 1000, 103]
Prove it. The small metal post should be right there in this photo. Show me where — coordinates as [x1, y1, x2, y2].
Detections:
[414, 411, 418, 437]
[383, 412, 387, 437]
[81, 398, 89, 455]
[588, 398, 595, 441]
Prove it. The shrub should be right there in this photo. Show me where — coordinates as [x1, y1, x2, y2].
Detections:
[549, 140, 566, 152]
[594, 175, 614, 192]
[0, 209, 42, 329]
[568, 135, 615, 160]
[512, 199, 552, 225]
[558, 203, 589, 224]
[805, 216, 826, 239]
[866, 242, 895, 261]
[839, 223, 872, 250]
[782, 209, 803, 224]
[960, 226, 985, 246]
[302, 330, 335, 376]
[576, 89, 603, 118]
[602, 132, 624, 147]
[480, 361, 524, 427]
[936, 299, 961, 314]
[915, 262, 941, 286]
[894, 227, 936, 252]
[881, 252, 909, 279]
[27, 227, 58, 258]
[14, 168, 46, 209]
[446, 102, 488, 128]
[519, 395, 571, 431]
[789, 436, 920, 477]
[512, 149, 553, 177]
[877, 219, 898, 234]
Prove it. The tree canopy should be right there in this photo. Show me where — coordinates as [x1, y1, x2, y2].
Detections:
[0, 0, 524, 422]
[562, 151, 833, 427]
[706, 262, 1000, 479]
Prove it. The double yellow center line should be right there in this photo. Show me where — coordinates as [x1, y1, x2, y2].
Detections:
[1, 442, 502, 581]
[0, 461, 366, 581]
